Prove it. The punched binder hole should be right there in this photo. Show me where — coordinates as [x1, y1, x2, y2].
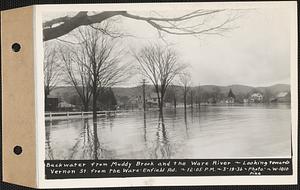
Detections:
[11, 43, 21, 52]
[13, 146, 22, 155]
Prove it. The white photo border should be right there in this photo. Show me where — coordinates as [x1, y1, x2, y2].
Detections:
[34, 2, 298, 188]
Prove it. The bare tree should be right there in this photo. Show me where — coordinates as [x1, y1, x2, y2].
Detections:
[134, 43, 186, 113]
[61, 26, 131, 117]
[44, 42, 61, 97]
[60, 45, 92, 111]
[190, 88, 194, 109]
[43, 10, 240, 41]
[179, 72, 191, 112]
[196, 84, 201, 108]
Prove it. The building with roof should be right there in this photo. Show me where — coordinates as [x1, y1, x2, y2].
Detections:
[45, 95, 58, 111]
[225, 89, 236, 104]
[249, 92, 263, 103]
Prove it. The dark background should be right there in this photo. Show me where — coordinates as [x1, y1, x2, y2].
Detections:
[1, 0, 299, 189]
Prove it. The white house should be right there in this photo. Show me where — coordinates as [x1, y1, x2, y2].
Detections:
[249, 93, 263, 103]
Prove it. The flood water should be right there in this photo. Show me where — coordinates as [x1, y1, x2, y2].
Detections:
[45, 104, 291, 160]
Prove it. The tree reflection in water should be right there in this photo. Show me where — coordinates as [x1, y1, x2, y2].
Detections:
[68, 118, 110, 160]
[191, 106, 194, 123]
[45, 108, 205, 159]
[46, 104, 291, 159]
[153, 112, 171, 159]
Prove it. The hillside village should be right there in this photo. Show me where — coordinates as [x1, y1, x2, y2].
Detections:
[45, 84, 291, 111]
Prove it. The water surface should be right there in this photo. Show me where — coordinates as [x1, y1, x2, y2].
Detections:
[45, 104, 291, 159]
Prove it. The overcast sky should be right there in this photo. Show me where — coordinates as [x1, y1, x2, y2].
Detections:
[43, 4, 293, 87]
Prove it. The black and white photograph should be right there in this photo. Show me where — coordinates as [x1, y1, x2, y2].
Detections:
[42, 3, 294, 161]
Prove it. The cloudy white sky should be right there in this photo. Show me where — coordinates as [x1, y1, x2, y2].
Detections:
[43, 3, 295, 87]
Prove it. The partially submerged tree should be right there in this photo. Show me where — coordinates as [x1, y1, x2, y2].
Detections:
[134, 43, 186, 113]
[43, 10, 240, 41]
[195, 84, 201, 108]
[60, 45, 92, 111]
[190, 88, 194, 109]
[61, 25, 130, 117]
[179, 72, 192, 112]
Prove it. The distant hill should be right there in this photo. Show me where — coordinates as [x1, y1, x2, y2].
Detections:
[49, 84, 290, 105]
[195, 84, 290, 96]
[194, 84, 253, 95]
[256, 84, 290, 95]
